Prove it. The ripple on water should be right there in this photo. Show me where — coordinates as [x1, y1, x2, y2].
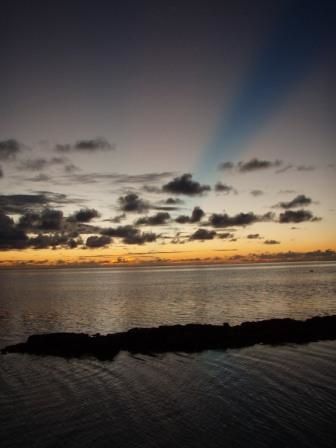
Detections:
[1, 342, 336, 448]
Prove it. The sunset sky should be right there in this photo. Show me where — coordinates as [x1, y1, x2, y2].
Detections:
[1, 0, 335, 267]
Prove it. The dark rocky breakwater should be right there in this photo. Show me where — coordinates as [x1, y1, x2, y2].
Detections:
[2, 315, 336, 360]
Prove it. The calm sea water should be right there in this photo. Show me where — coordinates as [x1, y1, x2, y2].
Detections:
[1, 262, 336, 447]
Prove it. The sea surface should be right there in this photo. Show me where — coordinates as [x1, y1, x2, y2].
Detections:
[0, 262, 336, 447]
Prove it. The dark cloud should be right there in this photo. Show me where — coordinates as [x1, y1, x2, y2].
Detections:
[86, 235, 112, 248]
[175, 214, 190, 224]
[190, 228, 216, 240]
[278, 195, 312, 209]
[175, 206, 205, 224]
[247, 233, 261, 239]
[35, 191, 78, 205]
[136, 212, 170, 226]
[279, 209, 320, 223]
[0, 194, 48, 213]
[208, 211, 274, 228]
[101, 225, 138, 238]
[153, 198, 184, 212]
[17, 209, 100, 236]
[18, 158, 48, 171]
[30, 233, 81, 249]
[0, 139, 25, 161]
[154, 205, 181, 212]
[215, 182, 236, 194]
[68, 208, 100, 223]
[264, 239, 280, 244]
[162, 174, 210, 196]
[250, 189, 264, 197]
[0, 211, 29, 249]
[18, 157, 68, 171]
[0, 191, 82, 214]
[218, 232, 234, 239]
[122, 231, 157, 245]
[118, 193, 150, 213]
[101, 225, 157, 245]
[238, 158, 282, 172]
[39, 208, 63, 230]
[18, 156, 67, 171]
[219, 158, 282, 173]
[190, 206, 205, 223]
[56, 137, 114, 153]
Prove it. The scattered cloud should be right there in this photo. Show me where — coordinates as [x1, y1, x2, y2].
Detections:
[17, 157, 66, 171]
[68, 208, 100, 223]
[208, 211, 274, 228]
[38, 208, 63, 230]
[275, 164, 293, 174]
[118, 193, 150, 213]
[101, 225, 157, 245]
[279, 190, 296, 194]
[165, 197, 184, 205]
[176, 206, 205, 224]
[297, 165, 315, 172]
[250, 189, 264, 197]
[279, 209, 320, 223]
[0, 211, 29, 249]
[135, 212, 170, 226]
[162, 174, 210, 196]
[103, 213, 126, 223]
[277, 194, 312, 209]
[218, 232, 234, 239]
[67, 171, 173, 186]
[0, 139, 26, 161]
[25, 174, 50, 182]
[0, 194, 48, 213]
[238, 158, 282, 172]
[86, 235, 112, 248]
[215, 182, 237, 194]
[247, 233, 261, 239]
[264, 239, 280, 244]
[219, 158, 282, 173]
[190, 228, 216, 240]
[56, 137, 114, 153]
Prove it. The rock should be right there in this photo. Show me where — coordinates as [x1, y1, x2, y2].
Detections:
[2, 315, 336, 360]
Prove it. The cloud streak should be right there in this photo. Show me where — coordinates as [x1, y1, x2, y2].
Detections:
[56, 138, 115, 153]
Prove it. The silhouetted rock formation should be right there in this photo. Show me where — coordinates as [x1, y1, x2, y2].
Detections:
[2, 315, 336, 360]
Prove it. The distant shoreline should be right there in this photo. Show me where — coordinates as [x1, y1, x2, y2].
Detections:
[0, 259, 335, 271]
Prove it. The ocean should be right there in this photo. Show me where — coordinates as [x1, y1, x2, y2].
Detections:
[1, 262, 336, 447]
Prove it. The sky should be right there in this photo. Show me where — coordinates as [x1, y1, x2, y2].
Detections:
[0, 0, 335, 267]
